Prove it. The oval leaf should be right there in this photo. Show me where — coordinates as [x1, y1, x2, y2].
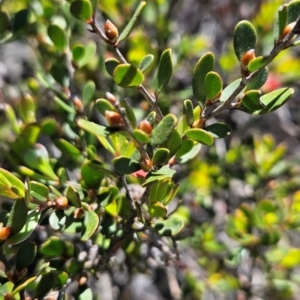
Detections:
[246, 67, 268, 91]
[192, 52, 214, 107]
[150, 114, 177, 146]
[105, 58, 120, 76]
[248, 55, 272, 72]
[81, 210, 99, 241]
[113, 64, 144, 87]
[240, 90, 264, 113]
[7, 198, 28, 237]
[16, 242, 37, 271]
[35, 272, 56, 299]
[155, 48, 173, 95]
[70, 0, 92, 22]
[205, 123, 232, 139]
[233, 21, 257, 60]
[95, 98, 116, 116]
[205, 71, 223, 100]
[81, 160, 105, 189]
[220, 78, 242, 102]
[139, 54, 154, 72]
[153, 148, 170, 166]
[113, 156, 141, 174]
[133, 129, 150, 144]
[48, 24, 67, 50]
[183, 99, 194, 126]
[185, 128, 214, 146]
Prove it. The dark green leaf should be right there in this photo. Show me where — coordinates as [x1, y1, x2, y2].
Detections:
[233, 20, 257, 60]
[55, 139, 81, 157]
[192, 52, 214, 107]
[35, 272, 56, 298]
[183, 99, 194, 126]
[95, 98, 116, 116]
[240, 90, 264, 113]
[30, 181, 49, 202]
[246, 68, 268, 91]
[120, 99, 137, 128]
[274, 4, 288, 40]
[70, 0, 92, 22]
[139, 54, 154, 72]
[113, 156, 140, 174]
[205, 123, 232, 139]
[175, 139, 194, 159]
[48, 24, 67, 50]
[205, 71, 223, 100]
[65, 185, 82, 208]
[113, 64, 144, 87]
[133, 129, 150, 144]
[7, 198, 28, 237]
[0, 12, 10, 34]
[81, 210, 99, 241]
[288, 0, 300, 23]
[150, 114, 177, 146]
[7, 210, 40, 245]
[105, 58, 120, 76]
[40, 236, 65, 257]
[162, 128, 182, 157]
[155, 48, 173, 95]
[117, 1, 147, 43]
[185, 128, 214, 145]
[16, 242, 37, 271]
[81, 160, 105, 189]
[153, 148, 170, 166]
[82, 80, 95, 105]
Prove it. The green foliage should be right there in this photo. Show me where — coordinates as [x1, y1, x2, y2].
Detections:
[1, 0, 300, 299]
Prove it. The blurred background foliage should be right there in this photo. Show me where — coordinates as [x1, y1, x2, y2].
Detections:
[1, 0, 300, 299]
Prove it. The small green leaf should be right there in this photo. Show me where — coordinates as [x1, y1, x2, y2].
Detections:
[72, 41, 97, 68]
[153, 148, 170, 166]
[205, 123, 232, 139]
[240, 90, 264, 113]
[95, 98, 116, 116]
[55, 139, 81, 157]
[113, 64, 144, 87]
[274, 4, 288, 40]
[35, 272, 56, 299]
[0, 168, 25, 199]
[258, 87, 294, 114]
[205, 71, 223, 100]
[49, 210, 66, 231]
[0, 12, 10, 34]
[77, 118, 110, 137]
[175, 139, 194, 159]
[220, 78, 242, 102]
[133, 129, 150, 144]
[81, 160, 105, 189]
[30, 181, 49, 202]
[7, 198, 28, 237]
[192, 52, 214, 107]
[183, 99, 194, 126]
[150, 114, 177, 146]
[81, 210, 99, 241]
[248, 55, 272, 72]
[162, 129, 182, 157]
[120, 99, 137, 128]
[72, 44, 85, 63]
[113, 156, 141, 174]
[105, 58, 120, 76]
[288, 0, 300, 23]
[246, 68, 268, 91]
[65, 185, 82, 208]
[155, 48, 173, 95]
[40, 236, 65, 257]
[16, 242, 37, 271]
[82, 80, 95, 106]
[117, 1, 147, 43]
[233, 20, 257, 60]
[149, 202, 167, 218]
[155, 217, 184, 236]
[7, 210, 40, 245]
[143, 166, 176, 185]
[185, 128, 214, 146]
[48, 24, 67, 50]
[70, 0, 92, 22]
[139, 54, 154, 72]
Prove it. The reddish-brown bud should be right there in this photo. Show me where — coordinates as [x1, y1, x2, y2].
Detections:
[73, 96, 84, 114]
[279, 21, 296, 42]
[55, 197, 68, 210]
[74, 208, 85, 219]
[192, 118, 205, 128]
[104, 20, 119, 43]
[140, 159, 153, 172]
[105, 111, 125, 128]
[0, 226, 11, 240]
[241, 49, 256, 67]
[4, 293, 15, 300]
[138, 120, 153, 135]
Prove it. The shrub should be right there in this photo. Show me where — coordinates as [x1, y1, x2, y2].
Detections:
[0, 0, 300, 299]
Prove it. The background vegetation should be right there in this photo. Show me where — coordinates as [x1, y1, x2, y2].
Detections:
[1, 0, 300, 299]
